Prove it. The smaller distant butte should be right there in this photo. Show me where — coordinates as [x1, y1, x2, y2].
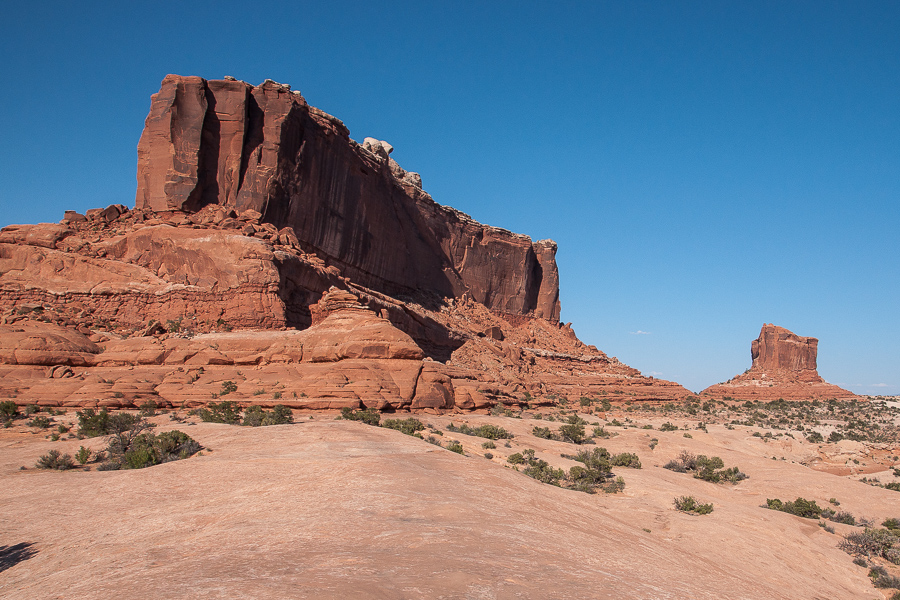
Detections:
[701, 324, 858, 401]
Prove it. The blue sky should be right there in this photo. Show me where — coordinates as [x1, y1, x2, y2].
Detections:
[1, 1, 897, 394]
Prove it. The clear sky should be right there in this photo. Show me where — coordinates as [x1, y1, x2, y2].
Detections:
[1, 1, 897, 395]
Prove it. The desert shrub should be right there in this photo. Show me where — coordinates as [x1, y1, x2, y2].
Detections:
[829, 511, 857, 526]
[27, 415, 52, 429]
[242, 405, 294, 427]
[806, 431, 824, 443]
[660, 422, 678, 431]
[674, 495, 714, 515]
[558, 421, 587, 444]
[424, 435, 442, 446]
[884, 518, 900, 531]
[532, 426, 554, 439]
[484, 452, 494, 459]
[103, 428, 200, 470]
[523, 459, 565, 486]
[602, 476, 626, 494]
[593, 426, 614, 438]
[840, 528, 900, 564]
[219, 381, 238, 396]
[57, 423, 70, 434]
[35, 449, 75, 470]
[77, 408, 111, 437]
[869, 565, 900, 589]
[75, 446, 92, 465]
[0, 400, 19, 422]
[482, 440, 496, 449]
[340, 407, 381, 426]
[198, 401, 242, 424]
[507, 452, 526, 465]
[664, 450, 745, 483]
[445, 440, 464, 454]
[25, 404, 40, 415]
[766, 497, 823, 519]
[448, 423, 512, 440]
[610, 452, 642, 469]
[579, 397, 592, 407]
[138, 401, 157, 417]
[382, 418, 425, 436]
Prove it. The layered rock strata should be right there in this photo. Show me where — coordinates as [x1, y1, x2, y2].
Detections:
[0, 75, 695, 412]
[701, 324, 857, 401]
[135, 75, 560, 321]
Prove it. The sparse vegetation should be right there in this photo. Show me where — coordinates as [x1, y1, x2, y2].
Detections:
[447, 422, 512, 440]
[382, 418, 425, 437]
[663, 450, 747, 483]
[340, 407, 381, 426]
[196, 401, 243, 424]
[241, 405, 293, 427]
[35, 449, 76, 470]
[765, 497, 824, 519]
[445, 440, 464, 454]
[674, 495, 713, 515]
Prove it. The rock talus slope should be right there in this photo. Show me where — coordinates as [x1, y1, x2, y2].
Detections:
[702, 324, 857, 401]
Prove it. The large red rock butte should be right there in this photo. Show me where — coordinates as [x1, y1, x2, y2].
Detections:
[136, 75, 560, 323]
[701, 324, 857, 401]
[0, 75, 694, 412]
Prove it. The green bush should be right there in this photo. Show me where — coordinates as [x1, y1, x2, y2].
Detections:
[559, 415, 587, 444]
[660, 422, 678, 431]
[198, 401, 242, 424]
[664, 450, 747, 483]
[77, 408, 111, 437]
[103, 428, 201, 470]
[242, 405, 294, 427]
[840, 528, 900, 565]
[219, 381, 238, 396]
[27, 416, 52, 429]
[532, 426, 554, 439]
[25, 404, 40, 415]
[610, 452, 642, 469]
[75, 446, 92, 465]
[382, 417, 425, 436]
[35, 449, 75, 470]
[806, 431, 824, 443]
[766, 497, 823, 519]
[482, 440, 496, 449]
[448, 423, 512, 439]
[340, 407, 381, 426]
[139, 401, 157, 417]
[674, 495, 713, 515]
[445, 440, 464, 454]
[0, 400, 19, 421]
[507, 452, 526, 465]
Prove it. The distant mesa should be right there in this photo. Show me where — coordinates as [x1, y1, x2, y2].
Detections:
[701, 324, 857, 401]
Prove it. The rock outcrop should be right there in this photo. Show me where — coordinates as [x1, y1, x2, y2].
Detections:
[135, 74, 560, 321]
[701, 324, 857, 401]
[0, 75, 695, 413]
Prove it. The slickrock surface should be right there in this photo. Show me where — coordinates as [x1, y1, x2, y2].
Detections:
[1, 413, 894, 600]
[702, 324, 857, 401]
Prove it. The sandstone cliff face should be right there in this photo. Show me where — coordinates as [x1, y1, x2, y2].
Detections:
[135, 75, 560, 321]
[751, 324, 818, 372]
[702, 324, 856, 401]
[0, 76, 694, 413]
